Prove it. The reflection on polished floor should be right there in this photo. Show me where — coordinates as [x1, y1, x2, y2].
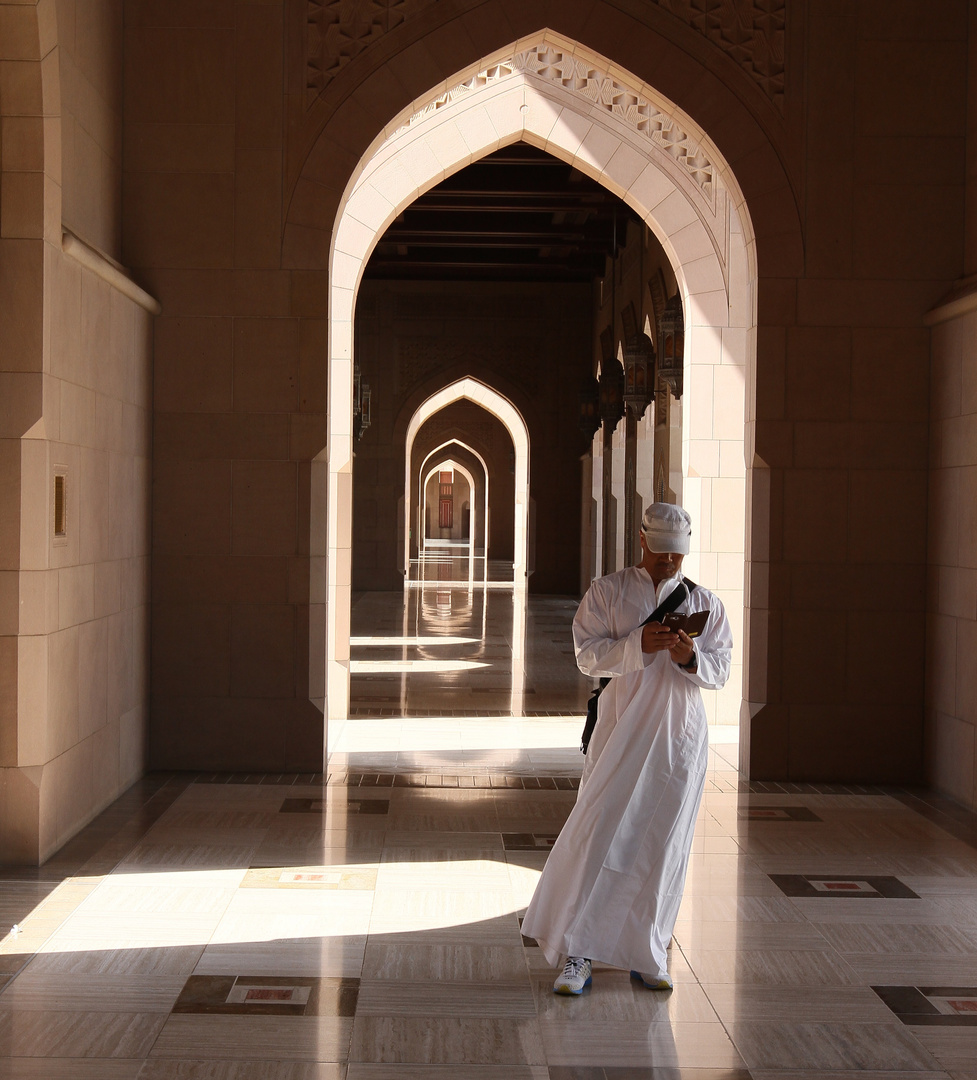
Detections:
[3, 573, 977, 1078]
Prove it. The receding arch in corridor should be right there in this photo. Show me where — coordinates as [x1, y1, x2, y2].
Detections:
[418, 439, 490, 561]
[325, 29, 758, 740]
[420, 459, 475, 541]
[404, 377, 529, 584]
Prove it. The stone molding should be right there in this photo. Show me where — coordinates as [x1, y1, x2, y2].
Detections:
[306, 0, 437, 103]
[62, 230, 161, 315]
[924, 274, 977, 327]
[305, 0, 785, 110]
[394, 44, 716, 202]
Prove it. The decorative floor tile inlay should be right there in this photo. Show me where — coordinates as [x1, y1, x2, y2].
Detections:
[503, 833, 560, 851]
[172, 975, 359, 1017]
[279, 797, 389, 815]
[769, 874, 920, 899]
[738, 806, 822, 821]
[518, 917, 539, 949]
[874, 985, 977, 1025]
[242, 866, 378, 890]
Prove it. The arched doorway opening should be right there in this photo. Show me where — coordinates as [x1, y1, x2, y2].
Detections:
[403, 377, 530, 586]
[326, 30, 756, 742]
[418, 439, 491, 569]
[419, 459, 478, 581]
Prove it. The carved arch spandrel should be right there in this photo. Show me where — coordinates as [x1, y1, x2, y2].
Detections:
[284, 6, 801, 269]
[302, 0, 785, 109]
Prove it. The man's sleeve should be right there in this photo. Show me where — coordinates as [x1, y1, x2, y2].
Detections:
[572, 580, 647, 678]
[679, 592, 733, 690]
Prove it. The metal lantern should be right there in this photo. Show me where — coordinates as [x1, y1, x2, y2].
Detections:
[598, 357, 625, 431]
[579, 375, 601, 438]
[622, 332, 655, 420]
[657, 294, 685, 400]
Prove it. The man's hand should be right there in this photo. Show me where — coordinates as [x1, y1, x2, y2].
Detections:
[669, 629, 695, 668]
[641, 621, 680, 654]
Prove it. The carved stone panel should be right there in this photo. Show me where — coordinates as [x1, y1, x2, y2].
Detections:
[652, 0, 786, 111]
[306, 0, 437, 102]
[305, 2, 786, 110]
[393, 43, 717, 202]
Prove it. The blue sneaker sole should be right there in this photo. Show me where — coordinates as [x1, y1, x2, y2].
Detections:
[630, 969, 673, 990]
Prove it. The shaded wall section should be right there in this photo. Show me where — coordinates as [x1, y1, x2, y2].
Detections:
[122, 0, 328, 770]
[922, 0, 977, 811]
[743, 1, 962, 784]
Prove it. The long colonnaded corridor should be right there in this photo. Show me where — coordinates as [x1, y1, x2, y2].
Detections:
[2, 568, 977, 1077]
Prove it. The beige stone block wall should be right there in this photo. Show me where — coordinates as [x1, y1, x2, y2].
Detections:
[926, 305, 977, 811]
[0, 241, 153, 864]
[119, 0, 326, 770]
[0, 0, 152, 864]
[55, 0, 123, 259]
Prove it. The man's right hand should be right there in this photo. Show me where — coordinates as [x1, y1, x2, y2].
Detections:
[641, 621, 681, 654]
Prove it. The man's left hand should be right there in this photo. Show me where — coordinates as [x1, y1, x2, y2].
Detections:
[669, 629, 695, 668]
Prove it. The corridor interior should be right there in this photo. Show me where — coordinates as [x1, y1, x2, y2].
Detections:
[2, 567, 977, 1078]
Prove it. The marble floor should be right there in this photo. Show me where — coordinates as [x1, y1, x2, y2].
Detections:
[3, 574, 977, 1078]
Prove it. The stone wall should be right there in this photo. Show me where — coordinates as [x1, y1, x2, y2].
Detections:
[0, 0, 153, 863]
[922, 0, 977, 812]
[123, 1, 328, 770]
[927, 301, 977, 810]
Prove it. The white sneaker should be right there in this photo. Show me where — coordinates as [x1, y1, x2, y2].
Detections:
[630, 968, 673, 990]
[553, 956, 592, 995]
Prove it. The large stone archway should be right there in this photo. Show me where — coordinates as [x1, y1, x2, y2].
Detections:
[324, 30, 757, 745]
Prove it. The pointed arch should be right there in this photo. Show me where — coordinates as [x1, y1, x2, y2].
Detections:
[324, 29, 760, 740]
[404, 377, 529, 582]
[418, 439, 491, 559]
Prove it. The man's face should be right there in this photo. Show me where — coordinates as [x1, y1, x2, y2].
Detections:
[639, 533, 684, 582]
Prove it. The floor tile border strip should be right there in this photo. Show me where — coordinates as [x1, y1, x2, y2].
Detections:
[188, 771, 582, 790]
[348, 708, 585, 717]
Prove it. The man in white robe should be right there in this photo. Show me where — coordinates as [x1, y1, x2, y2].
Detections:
[521, 503, 732, 994]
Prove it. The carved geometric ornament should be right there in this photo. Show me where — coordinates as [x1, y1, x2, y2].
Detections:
[652, 0, 786, 111]
[395, 45, 716, 201]
[306, 0, 437, 102]
[306, 1, 785, 111]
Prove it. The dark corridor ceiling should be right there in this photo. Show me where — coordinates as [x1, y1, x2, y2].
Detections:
[364, 144, 641, 283]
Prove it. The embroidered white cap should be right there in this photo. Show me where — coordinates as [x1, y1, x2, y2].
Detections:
[641, 502, 692, 554]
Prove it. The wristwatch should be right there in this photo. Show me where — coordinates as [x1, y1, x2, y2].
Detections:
[679, 648, 697, 672]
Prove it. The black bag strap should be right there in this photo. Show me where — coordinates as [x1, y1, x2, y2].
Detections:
[593, 578, 698, 696]
[580, 577, 699, 754]
[641, 577, 697, 627]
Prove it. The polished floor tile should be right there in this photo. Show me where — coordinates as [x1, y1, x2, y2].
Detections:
[2, 583, 977, 1077]
[724, 1019, 943, 1071]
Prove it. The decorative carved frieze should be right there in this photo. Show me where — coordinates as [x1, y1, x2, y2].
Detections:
[517, 47, 715, 196]
[306, 0, 437, 100]
[652, 0, 786, 110]
[305, 3, 785, 111]
[394, 45, 716, 200]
